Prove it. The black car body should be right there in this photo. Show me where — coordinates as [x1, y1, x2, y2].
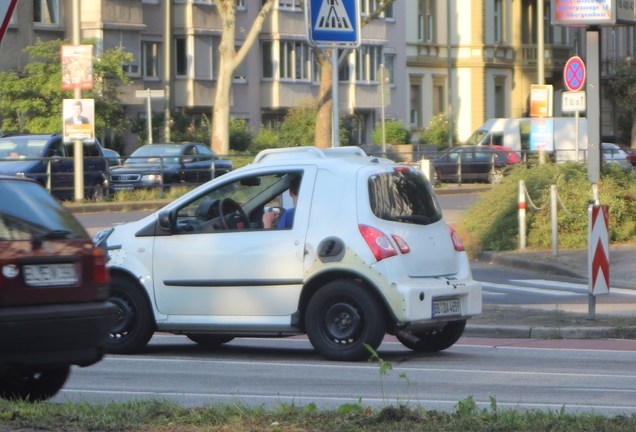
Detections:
[0, 133, 109, 200]
[109, 143, 233, 192]
[0, 175, 117, 401]
[432, 145, 521, 184]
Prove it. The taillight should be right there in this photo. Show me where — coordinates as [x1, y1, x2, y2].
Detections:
[449, 226, 465, 252]
[92, 247, 110, 284]
[391, 235, 410, 254]
[359, 225, 397, 261]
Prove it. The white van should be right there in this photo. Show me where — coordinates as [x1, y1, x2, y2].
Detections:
[465, 117, 588, 162]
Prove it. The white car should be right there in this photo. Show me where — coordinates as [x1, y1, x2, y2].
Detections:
[602, 143, 633, 171]
[94, 146, 482, 361]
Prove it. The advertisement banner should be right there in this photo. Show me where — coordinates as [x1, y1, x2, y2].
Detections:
[61, 45, 94, 90]
[63, 99, 95, 142]
[530, 119, 555, 152]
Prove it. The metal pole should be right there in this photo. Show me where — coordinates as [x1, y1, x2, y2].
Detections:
[72, 0, 84, 201]
[575, 110, 580, 162]
[519, 180, 526, 250]
[163, 0, 172, 143]
[586, 28, 601, 184]
[147, 89, 153, 144]
[537, 0, 544, 85]
[380, 64, 386, 155]
[447, 0, 453, 149]
[551, 185, 558, 256]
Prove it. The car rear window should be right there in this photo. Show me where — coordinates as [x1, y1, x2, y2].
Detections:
[0, 180, 88, 241]
[368, 169, 443, 225]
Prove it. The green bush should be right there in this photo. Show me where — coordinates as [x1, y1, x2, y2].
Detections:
[229, 118, 253, 152]
[418, 112, 458, 150]
[279, 100, 319, 147]
[456, 163, 636, 256]
[249, 124, 283, 153]
[371, 119, 411, 145]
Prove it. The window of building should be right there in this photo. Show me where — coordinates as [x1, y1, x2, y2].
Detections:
[418, 0, 435, 43]
[234, 44, 247, 81]
[280, 41, 311, 80]
[410, 84, 421, 128]
[194, 36, 216, 80]
[33, 0, 59, 25]
[142, 42, 160, 78]
[104, 30, 140, 76]
[432, 76, 445, 115]
[494, 0, 503, 43]
[351, 113, 368, 145]
[494, 76, 506, 118]
[356, 45, 382, 83]
[277, 0, 301, 11]
[176, 37, 188, 76]
[262, 41, 274, 78]
[361, 0, 384, 15]
[383, 54, 396, 84]
[339, 54, 351, 82]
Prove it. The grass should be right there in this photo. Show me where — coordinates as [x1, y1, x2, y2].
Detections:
[2, 398, 636, 432]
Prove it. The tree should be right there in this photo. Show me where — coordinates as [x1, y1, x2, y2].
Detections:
[607, 59, 636, 148]
[0, 39, 133, 139]
[312, 0, 397, 148]
[419, 112, 458, 150]
[371, 119, 411, 145]
[211, 0, 276, 155]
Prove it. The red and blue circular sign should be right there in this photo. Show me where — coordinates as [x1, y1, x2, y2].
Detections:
[564, 56, 586, 92]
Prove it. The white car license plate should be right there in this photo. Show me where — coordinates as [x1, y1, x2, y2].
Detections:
[432, 299, 461, 317]
[23, 264, 78, 286]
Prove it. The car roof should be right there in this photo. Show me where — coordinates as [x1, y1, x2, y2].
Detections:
[251, 146, 397, 171]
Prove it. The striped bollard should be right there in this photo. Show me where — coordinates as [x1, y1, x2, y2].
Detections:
[519, 180, 526, 250]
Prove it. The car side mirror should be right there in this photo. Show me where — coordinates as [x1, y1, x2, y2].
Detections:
[157, 210, 175, 232]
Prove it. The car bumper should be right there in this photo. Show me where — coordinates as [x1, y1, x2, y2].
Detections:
[397, 278, 482, 324]
[0, 301, 117, 368]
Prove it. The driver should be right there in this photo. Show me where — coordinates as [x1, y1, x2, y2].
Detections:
[263, 177, 299, 229]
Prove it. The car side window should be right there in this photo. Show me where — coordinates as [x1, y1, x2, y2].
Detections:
[46, 141, 66, 157]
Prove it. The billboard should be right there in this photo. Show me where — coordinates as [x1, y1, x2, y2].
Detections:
[63, 99, 95, 142]
[552, 0, 636, 26]
[61, 45, 94, 90]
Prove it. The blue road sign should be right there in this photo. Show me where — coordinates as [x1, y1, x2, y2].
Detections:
[306, 0, 360, 48]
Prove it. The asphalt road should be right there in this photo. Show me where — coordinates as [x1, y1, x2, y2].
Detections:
[52, 334, 636, 415]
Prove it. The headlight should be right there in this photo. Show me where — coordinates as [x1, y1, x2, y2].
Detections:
[141, 174, 162, 183]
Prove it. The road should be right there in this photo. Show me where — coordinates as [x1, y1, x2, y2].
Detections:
[53, 334, 636, 415]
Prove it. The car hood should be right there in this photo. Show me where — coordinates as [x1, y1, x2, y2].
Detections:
[0, 160, 40, 174]
[111, 163, 178, 173]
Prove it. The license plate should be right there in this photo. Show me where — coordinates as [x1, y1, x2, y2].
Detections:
[432, 299, 461, 317]
[23, 264, 78, 287]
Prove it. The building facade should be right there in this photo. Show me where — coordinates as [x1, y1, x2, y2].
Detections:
[0, 0, 633, 152]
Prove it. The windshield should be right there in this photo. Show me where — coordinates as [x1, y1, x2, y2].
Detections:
[464, 130, 488, 146]
[127, 146, 182, 165]
[0, 139, 48, 160]
[0, 180, 88, 241]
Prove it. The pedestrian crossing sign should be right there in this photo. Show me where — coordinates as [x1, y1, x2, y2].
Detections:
[305, 0, 360, 48]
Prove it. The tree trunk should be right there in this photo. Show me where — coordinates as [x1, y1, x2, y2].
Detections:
[315, 53, 332, 149]
[212, 63, 233, 155]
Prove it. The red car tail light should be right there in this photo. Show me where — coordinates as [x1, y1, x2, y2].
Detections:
[449, 226, 465, 252]
[359, 224, 397, 261]
[92, 247, 110, 285]
[391, 235, 411, 254]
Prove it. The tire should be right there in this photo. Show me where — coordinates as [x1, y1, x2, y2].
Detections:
[91, 180, 107, 201]
[396, 320, 467, 352]
[108, 275, 156, 354]
[186, 334, 235, 346]
[305, 280, 386, 361]
[0, 365, 70, 402]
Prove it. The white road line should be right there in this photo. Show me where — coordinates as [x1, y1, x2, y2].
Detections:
[512, 279, 636, 296]
[480, 282, 579, 296]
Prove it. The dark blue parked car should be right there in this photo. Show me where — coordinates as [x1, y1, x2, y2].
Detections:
[0, 133, 109, 200]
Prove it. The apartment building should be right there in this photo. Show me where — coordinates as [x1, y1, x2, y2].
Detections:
[0, 0, 632, 151]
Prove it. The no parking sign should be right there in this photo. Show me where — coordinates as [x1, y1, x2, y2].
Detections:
[564, 56, 586, 92]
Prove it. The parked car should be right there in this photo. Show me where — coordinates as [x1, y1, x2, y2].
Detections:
[93, 146, 482, 361]
[432, 145, 522, 184]
[102, 148, 123, 167]
[0, 133, 109, 200]
[109, 143, 233, 192]
[0, 175, 117, 401]
[602, 143, 633, 171]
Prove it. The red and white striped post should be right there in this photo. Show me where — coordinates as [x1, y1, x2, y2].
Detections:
[587, 204, 609, 320]
[519, 180, 526, 250]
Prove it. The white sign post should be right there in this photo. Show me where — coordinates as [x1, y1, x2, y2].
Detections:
[135, 89, 165, 144]
[562, 91, 586, 161]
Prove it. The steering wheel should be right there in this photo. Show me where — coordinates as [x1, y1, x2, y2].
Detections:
[218, 198, 250, 230]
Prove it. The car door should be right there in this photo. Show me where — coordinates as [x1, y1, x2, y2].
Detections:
[195, 144, 214, 182]
[179, 144, 199, 185]
[151, 167, 316, 323]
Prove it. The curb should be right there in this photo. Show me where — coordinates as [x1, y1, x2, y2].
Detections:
[465, 324, 636, 339]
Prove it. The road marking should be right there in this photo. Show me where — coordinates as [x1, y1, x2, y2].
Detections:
[513, 279, 636, 296]
[480, 282, 579, 296]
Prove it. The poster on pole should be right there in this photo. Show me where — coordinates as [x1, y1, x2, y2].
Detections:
[61, 45, 94, 90]
[63, 99, 95, 142]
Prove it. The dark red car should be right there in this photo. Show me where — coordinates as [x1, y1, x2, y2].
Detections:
[0, 175, 116, 401]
